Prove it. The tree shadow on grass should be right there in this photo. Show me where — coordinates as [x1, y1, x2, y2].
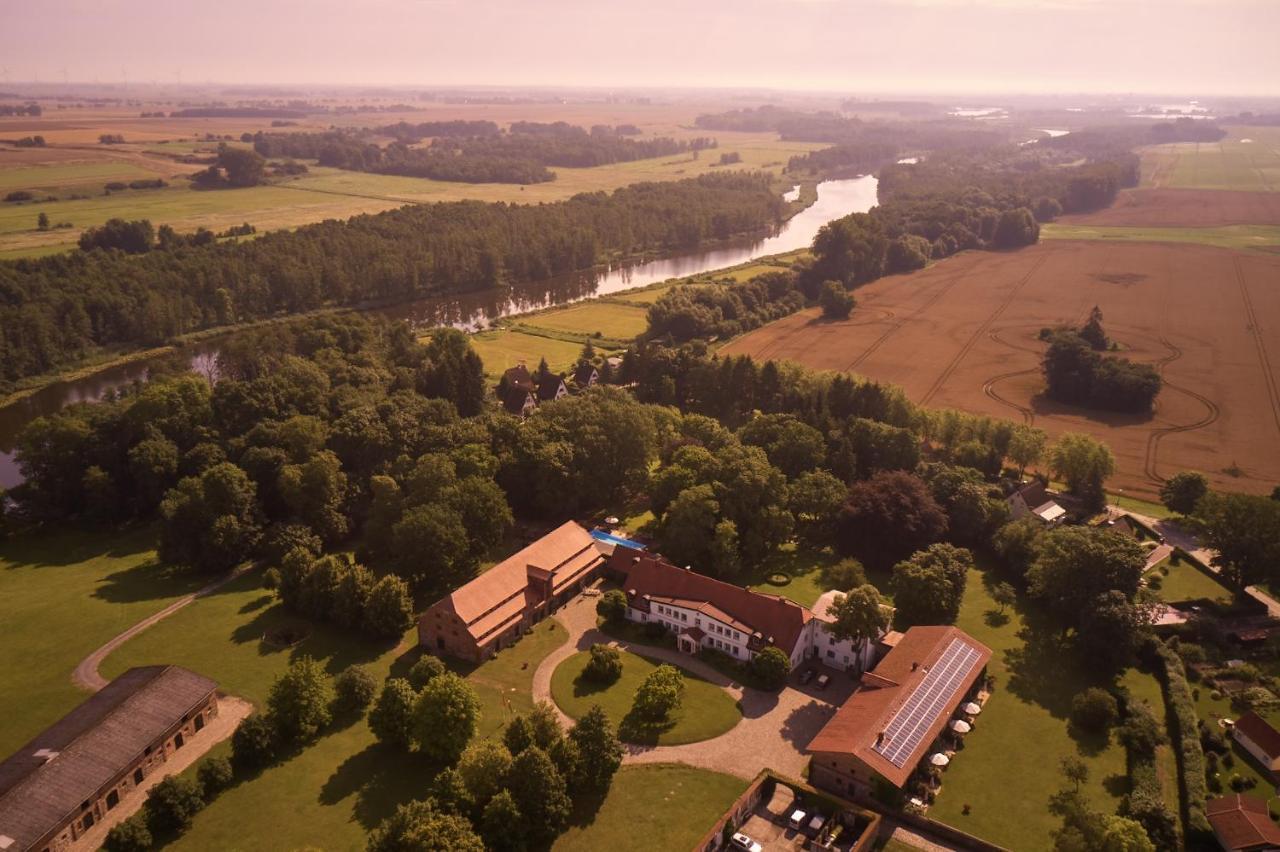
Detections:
[984, 609, 1011, 628]
[92, 558, 207, 603]
[1003, 617, 1105, 721]
[565, 788, 610, 830]
[226, 597, 390, 675]
[1103, 773, 1128, 798]
[618, 708, 675, 747]
[570, 671, 613, 700]
[319, 742, 442, 830]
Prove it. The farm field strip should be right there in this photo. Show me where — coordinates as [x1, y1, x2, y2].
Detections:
[721, 240, 1280, 498]
[1042, 222, 1280, 251]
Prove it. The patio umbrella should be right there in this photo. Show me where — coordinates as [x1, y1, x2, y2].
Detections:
[930, 753, 950, 767]
[950, 719, 972, 734]
[963, 702, 982, 715]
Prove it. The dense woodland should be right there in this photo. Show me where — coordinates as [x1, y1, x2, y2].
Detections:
[251, 122, 715, 184]
[0, 173, 783, 389]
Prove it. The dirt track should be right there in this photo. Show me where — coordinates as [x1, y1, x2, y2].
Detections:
[1058, 188, 1280, 227]
[721, 241, 1280, 498]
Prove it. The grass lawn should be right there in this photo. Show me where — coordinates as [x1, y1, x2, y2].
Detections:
[1042, 223, 1280, 252]
[1150, 553, 1236, 606]
[519, 301, 649, 340]
[550, 649, 741, 745]
[469, 328, 606, 378]
[100, 563, 567, 850]
[1141, 128, 1280, 192]
[0, 161, 159, 192]
[553, 764, 747, 852]
[744, 543, 851, 608]
[928, 563, 1140, 851]
[0, 525, 206, 756]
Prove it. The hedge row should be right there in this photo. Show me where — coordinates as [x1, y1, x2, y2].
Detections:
[1148, 638, 1213, 842]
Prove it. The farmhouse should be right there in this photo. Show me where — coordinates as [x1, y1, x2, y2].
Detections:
[572, 362, 599, 389]
[1206, 793, 1280, 851]
[0, 666, 219, 852]
[1007, 481, 1066, 525]
[420, 521, 608, 662]
[610, 552, 879, 671]
[536, 375, 568, 402]
[499, 383, 537, 416]
[806, 626, 992, 797]
[1231, 712, 1280, 772]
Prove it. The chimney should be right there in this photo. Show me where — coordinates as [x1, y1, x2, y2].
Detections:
[875, 732, 886, 746]
[911, 662, 919, 671]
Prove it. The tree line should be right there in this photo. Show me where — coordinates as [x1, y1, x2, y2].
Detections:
[250, 122, 716, 185]
[0, 172, 783, 389]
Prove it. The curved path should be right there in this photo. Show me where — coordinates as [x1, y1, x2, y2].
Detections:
[73, 565, 256, 691]
[531, 593, 840, 781]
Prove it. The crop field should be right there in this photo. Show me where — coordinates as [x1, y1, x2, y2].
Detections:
[1142, 127, 1280, 192]
[1, 99, 820, 257]
[1043, 222, 1280, 252]
[1057, 188, 1280, 228]
[721, 240, 1280, 499]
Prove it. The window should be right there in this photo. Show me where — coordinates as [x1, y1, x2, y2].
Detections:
[143, 746, 152, 756]
[734, 631, 740, 640]
[133, 769, 144, 785]
[681, 613, 687, 622]
[81, 813, 94, 831]
[829, 637, 835, 645]
[826, 650, 835, 658]
[174, 732, 185, 750]
[194, 714, 205, 732]
[81, 801, 90, 812]
[106, 790, 119, 810]
[732, 647, 738, 657]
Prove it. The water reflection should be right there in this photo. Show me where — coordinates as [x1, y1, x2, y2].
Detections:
[0, 175, 879, 489]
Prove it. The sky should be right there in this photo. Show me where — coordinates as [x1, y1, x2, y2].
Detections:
[4, 0, 1278, 96]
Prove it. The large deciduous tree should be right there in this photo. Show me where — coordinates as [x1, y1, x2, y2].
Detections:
[159, 462, 261, 572]
[412, 672, 481, 763]
[835, 471, 948, 569]
[1048, 433, 1115, 513]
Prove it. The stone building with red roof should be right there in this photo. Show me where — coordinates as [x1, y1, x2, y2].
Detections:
[1206, 793, 1280, 851]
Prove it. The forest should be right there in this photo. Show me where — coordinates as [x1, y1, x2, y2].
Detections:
[250, 122, 716, 184]
[0, 173, 784, 389]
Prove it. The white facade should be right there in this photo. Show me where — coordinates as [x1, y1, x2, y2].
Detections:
[625, 601, 878, 672]
[1233, 727, 1280, 772]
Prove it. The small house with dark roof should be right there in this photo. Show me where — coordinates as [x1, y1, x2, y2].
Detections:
[610, 551, 880, 671]
[500, 383, 537, 417]
[0, 666, 218, 852]
[807, 625, 992, 795]
[502, 363, 535, 392]
[1007, 481, 1066, 525]
[420, 521, 608, 662]
[572, 362, 599, 390]
[1207, 793, 1280, 851]
[536, 374, 568, 403]
[1232, 711, 1280, 772]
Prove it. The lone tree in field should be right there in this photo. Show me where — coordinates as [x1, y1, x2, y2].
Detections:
[819, 279, 856, 319]
[267, 655, 333, 745]
[1160, 470, 1208, 515]
[632, 664, 685, 722]
[413, 672, 481, 763]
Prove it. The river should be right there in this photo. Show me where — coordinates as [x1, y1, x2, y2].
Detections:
[0, 175, 879, 489]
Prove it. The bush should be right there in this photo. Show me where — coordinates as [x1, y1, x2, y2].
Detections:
[408, 654, 447, 689]
[145, 775, 204, 835]
[196, 756, 234, 798]
[821, 558, 867, 591]
[819, 280, 856, 320]
[583, 643, 623, 684]
[334, 665, 378, 714]
[230, 713, 277, 771]
[1071, 688, 1120, 734]
[1148, 638, 1212, 839]
[750, 646, 791, 691]
[103, 814, 153, 852]
[596, 589, 628, 623]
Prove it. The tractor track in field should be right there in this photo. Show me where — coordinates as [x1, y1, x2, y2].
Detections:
[920, 250, 1052, 407]
[1141, 336, 1221, 485]
[844, 262, 976, 373]
[1234, 254, 1280, 438]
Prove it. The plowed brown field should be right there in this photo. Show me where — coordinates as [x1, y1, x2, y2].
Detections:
[720, 241, 1280, 498]
[1059, 188, 1280, 227]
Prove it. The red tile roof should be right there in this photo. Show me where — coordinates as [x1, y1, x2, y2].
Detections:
[434, 521, 603, 646]
[1207, 794, 1280, 850]
[806, 626, 992, 788]
[612, 552, 813, 654]
[1234, 711, 1280, 759]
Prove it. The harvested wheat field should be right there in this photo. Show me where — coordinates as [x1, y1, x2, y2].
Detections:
[721, 241, 1280, 498]
[1058, 188, 1280, 228]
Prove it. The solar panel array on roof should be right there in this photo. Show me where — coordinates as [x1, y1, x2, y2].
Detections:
[872, 638, 981, 767]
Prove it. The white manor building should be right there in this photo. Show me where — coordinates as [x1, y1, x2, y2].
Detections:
[608, 551, 881, 673]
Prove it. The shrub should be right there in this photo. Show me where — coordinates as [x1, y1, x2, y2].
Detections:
[1117, 701, 1166, 757]
[196, 756, 234, 798]
[145, 775, 204, 835]
[596, 589, 628, 623]
[1071, 688, 1120, 734]
[750, 646, 791, 691]
[1148, 638, 1212, 839]
[103, 814, 153, 852]
[632, 664, 685, 721]
[408, 654, 447, 689]
[334, 665, 378, 714]
[821, 558, 867, 590]
[230, 713, 277, 771]
[583, 643, 623, 684]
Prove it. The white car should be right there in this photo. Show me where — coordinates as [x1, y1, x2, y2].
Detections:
[730, 832, 763, 852]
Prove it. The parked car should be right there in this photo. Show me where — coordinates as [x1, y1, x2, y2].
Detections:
[788, 809, 808, 830]
[808, 812, 826, 833]
[816, 673, 831, 690]
[799, 668, 816, 685]
[730, 832, 763, 852]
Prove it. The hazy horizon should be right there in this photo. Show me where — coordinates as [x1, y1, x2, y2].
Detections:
[6, 0, 1277, 98]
